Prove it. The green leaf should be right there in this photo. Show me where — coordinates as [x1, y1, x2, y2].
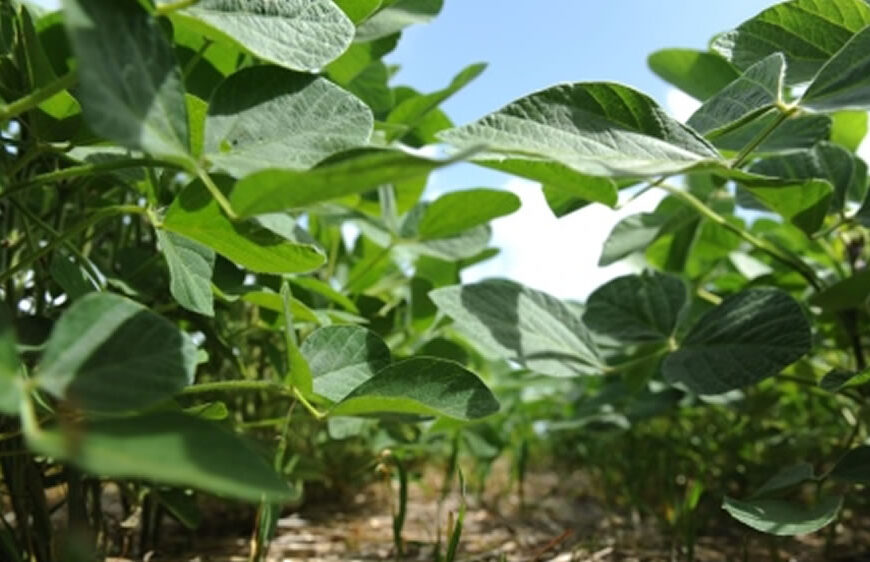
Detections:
[541, 176, 619, 217]
[829, 446, 870, 484]
[830, 110, 868, 152]
[647, 48, 740, 101]
[355, 0, 443, 41]
[331, 357, 499, 421]
[809, 268, 870, 312]
[280, 282, 312, 394]
[430, 280, 602, 377]
[204, 66, 373, 177]
[584, 271, 687, 344]
[288, 276, 358, 313]
[711, 0, 870, 84]
[0, 305, 21, 414]
[802, 25, 870, 111]
[170, 0, 354, 72]
[332, 0, 381, 24]
[710, 110, 831, 153]
[157, 230, 215, 317]
[326, 34, 399, 85]
[26, 412, 295, 503]
[599, 197, 698, 266]
[343, 60, 393, 113]
[235, 290, 320, 324]
[415, 189, 520, 240]
[386, 62, 486, 138]
[687, 53, 784, 138]
[479, 160, 618, 209]
[164, 178, 326, 274]
[722, 495, 842, 536]
[228, 148, 473, 217]
[439, 82, 723, 179]
[300, 325, 391, 402]
[745, 180, 832, 236]
[50, 254, 98, 300]
[751, 463, 816, 498]
[186, 93, 208, 158]
[61, 0, 191, 162]
[663, 289, 811, 395]
[35, 293, 196, 412]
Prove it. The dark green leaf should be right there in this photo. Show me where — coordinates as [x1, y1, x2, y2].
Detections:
[355, 0, 443, 41]
[820, 368, 870, 392]
[36, 293, 196, 412]
[26, 412, 295, 503]
[164, 178, 326, 274]
[170, 0, 354, 72]
[0, 305, 21, 414]
[584, 271, 687, 343]
[752, 463, 816, 498]
[479, 160, 618, 209]
[722, 495, 842, 536]
[711, 0, 870, 84]
[829, 446, 870, 484]
[802, 25, 870, 111]
[809, 268, 870, 312]
[710, 110, 831, 153]
[415, 188, 520, 240]
[300, 325, 391, 402]
[663, 289, 811, 395]
[61, 0, 191, 162]
[331, 357, 499, 420]
[746, 180, 832, 235]
[204, 66, 373, 177]
[157, 230, 215, 316]
[647, 48, 740, 101]
[430, 280, 602, 377]
[50, 254, 98, 300]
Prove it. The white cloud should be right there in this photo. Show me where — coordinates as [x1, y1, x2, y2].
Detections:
[461, 178, 663, 300]
[665, 88, 701, 123]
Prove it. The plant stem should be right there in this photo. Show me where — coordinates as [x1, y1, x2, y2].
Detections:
[0, 205, 147, 285]
[180, 380, 290, 396]
[0, 70, 77, 122]
[603, 346, 672, 375]
[657, 182, 823, 291]
[195, 166, 238, 219]
[154, 0, 199, 15]
[2, 158, 182, 200]
[730, 105, 798, 169]
[292, 388, 326, 420]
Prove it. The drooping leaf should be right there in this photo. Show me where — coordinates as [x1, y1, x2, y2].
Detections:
[541, 175, 618, 217]
[26, 412, 295, 503]
[751, 463, 817, 498]
[355, 0, 443, 42]
[430, 280, 602, 377]
[164, 178, 326, 274]
[663, 289, 811, 395]
[478, 160, 618, 209]
[0, 305, 21, 414]
[584, 271, 687, 343]
[439, 82, 724, 179]
[599, 197, 698, 266]
[829, 446, 870, 484]
[228, 148, 474, 217]
[722, 495, 843, 536]
[647, 48, 740, 101]
[801, 25, 870, 111]
[809, 268, 870, 312]
[204, 66, 373, 177]
[169, 0, 354, 72]
[415, 188, 520, 240]
[331, 357, 499, 420]
[35, 293, 196, 412]
[711, 0, 870, 84]
[687, 53, 784, 138]
[300, 325, 391, 402]
[157, 230, 215, 317]
[61, 0, 191, 162]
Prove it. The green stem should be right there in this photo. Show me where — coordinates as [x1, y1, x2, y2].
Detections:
[154, 0, 199, 15]
[731, 105, 798, 169]
[195, 166, 238, 219]
[0, 70, 77, 122]
[602, 346, 672, 375]
[2, 158, 182, 200]
[342, 242, 395, 291]
[293, 388, 326, 420]
[180, 380, 290, 396]
[657, 182, 823, 291]
[0, 205, 147, 285]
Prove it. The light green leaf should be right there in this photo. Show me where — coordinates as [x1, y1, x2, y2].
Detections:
[288, 276, 358, 313]
[818, 368, 870, 393]
[326, 34, 399, 85]
[300, 325, 391, 402]
[280, 282, 312, 394]
[332, 0, 381, 24]
[0, 305, 21, 414]
[802, 25, 870, 111]
[710, 110, 831, 153]
[186, 94, 207, 158]
[830, 110, 868, 152]
[722, 495, 842, 536]
[746, 180, 832, 236]
[204, 66, 373, 177]
[663, 289, 811, 395]
[647, 48, 740, 101]
[583, 271, 687, 344]
[478, 160, 618, 209]
[26, 412, 295, 503]
[829, 446, 870, 484]
[439, 82, 723, 179]
[35, 293, 196, 412]
[599, 213, 669, 266]
[164, 178, 326, 274]
[711, 0, 870, 84]
[541, 175, 618, 218]
[415, 189, 520, 240]
[751, 463, 816, 498]
[687, 53, 784, 138]
[237, 290, 320, 323]
[157, 230, 215, 317]
[170, 0, 354, 72]
[343, 60, 393, 113]
[430, 280, 602, 377]
[809, 268, 870, 312]
[355, 0, 443, 41]
[331, 357, 498, 421]
[61, 0, 191, 162]
[228, 148, 474, 217]
[386, 62, 486, 138]
[407, 225, 492, 261]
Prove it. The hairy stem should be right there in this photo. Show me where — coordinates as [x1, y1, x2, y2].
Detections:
[0, 70, 77, 122]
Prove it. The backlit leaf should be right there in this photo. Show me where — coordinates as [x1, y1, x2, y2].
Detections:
[802, 25, 870, 111]
[722, 495, 842, 536]
[647, 48, 740, 101]
[355, 0, 443, 42]
[416, 189, 520, 240]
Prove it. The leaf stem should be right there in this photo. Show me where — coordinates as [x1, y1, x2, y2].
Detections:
[293, 388, 326, 420]
[602, 346, 672, 375]
[0, 70, 77, 123]
[657, 182, 823, 291]
[154, 0, 199, 15]
[730, 104, 799, 169]
[180, 380, 290, 396]
[195, 166, 238, 220]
